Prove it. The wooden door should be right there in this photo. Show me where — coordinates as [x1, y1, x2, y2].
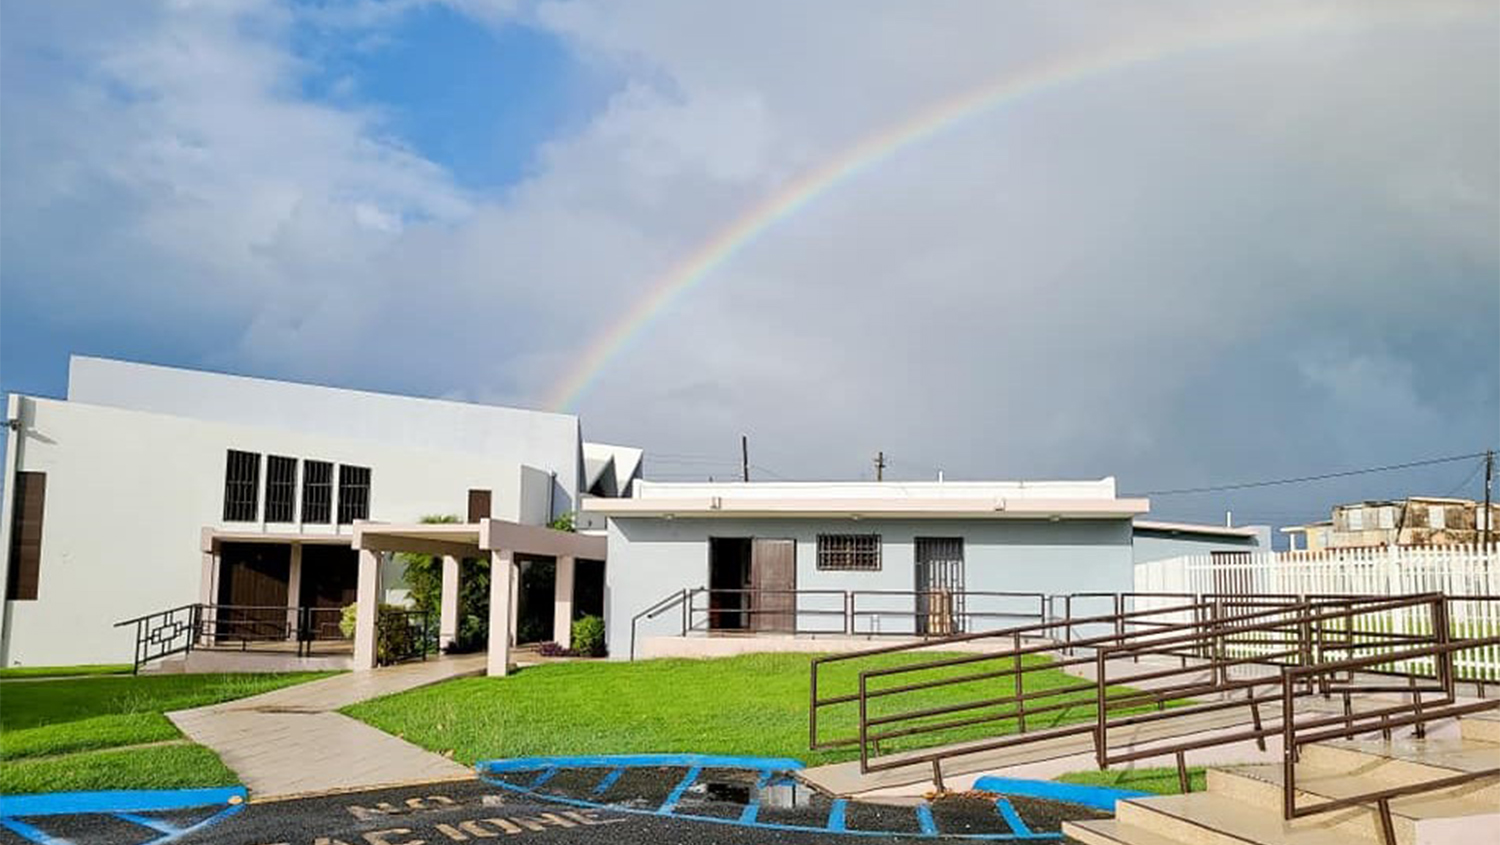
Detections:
[751, 539, 796, 632]
[217, 542, 291, 641]
[298, 544, 358, 639]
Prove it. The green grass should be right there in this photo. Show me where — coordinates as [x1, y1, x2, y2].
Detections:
[0, 743, 239, 794]
[0, 664, 132, 679]
[346, 653, 1161, 767]
[0, 672, 337, 793]
[1056, 766, 1207, 795]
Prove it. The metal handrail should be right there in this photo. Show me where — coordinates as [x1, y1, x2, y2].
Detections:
[843, 593, 1490, 790]
[1279, 634, 1500, 845]
[629, 588, 692, 660]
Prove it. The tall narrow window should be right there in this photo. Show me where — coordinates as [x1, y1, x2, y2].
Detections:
[302, 460, 332, 524]
[265, 456, 297, 522]
[222, 450, 261, 522]
[338, 464, 371, 524]
[6, 471, 45, 600]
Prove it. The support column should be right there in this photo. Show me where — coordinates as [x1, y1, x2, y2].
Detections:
[286, 543, 303, 640]
[553, 556, 576, 648]
[199, 546, 219, 647]
[488, 550, 515, 676]
[440, 555, 461, 652]
[353, 548, 382, 670]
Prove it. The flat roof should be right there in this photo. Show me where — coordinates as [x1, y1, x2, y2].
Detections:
[1132, 519, 1258, 538]
[581, 495, 1148, 520]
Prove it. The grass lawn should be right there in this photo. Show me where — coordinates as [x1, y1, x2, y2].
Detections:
[347, 652, 1158, 768]
[1056, 766, 1207, 795]
[0, 664, 132, 679]
[0, 672, 337, 793]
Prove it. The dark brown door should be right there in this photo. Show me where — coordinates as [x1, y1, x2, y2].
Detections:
[299, 544, 358, 638]
[468, 489, 492, 523]
[751, 539, 796, 632]
[217, 542, 291, 641]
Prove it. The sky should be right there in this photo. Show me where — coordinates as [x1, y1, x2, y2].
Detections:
[1, 0, 1496, 537]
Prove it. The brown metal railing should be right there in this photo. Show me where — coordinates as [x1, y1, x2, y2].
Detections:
[821, 592, 1500, 784]
[115, 602, 355, 672]
[1279, 634, 1500, 845]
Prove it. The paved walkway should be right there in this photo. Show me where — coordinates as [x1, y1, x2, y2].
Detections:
[169, 654, 487, 800]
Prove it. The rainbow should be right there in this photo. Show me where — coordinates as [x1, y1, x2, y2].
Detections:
[545, 4, 1469, 412]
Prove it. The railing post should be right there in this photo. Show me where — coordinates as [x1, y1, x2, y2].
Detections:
[1013, 631, 1026, 734]
[1282, 666, 1297, 820]
[858, 673, 870, 773]
[1093, 646, 1108, 769]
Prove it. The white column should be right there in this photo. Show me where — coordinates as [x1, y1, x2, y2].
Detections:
[553, 556, 576, 648]
[353, 548, 382, 670]
[286, 543, 303, 640]
[488, 550, 515, 676]
[199, 548, 218, 646]
[440, 555, 461, 652]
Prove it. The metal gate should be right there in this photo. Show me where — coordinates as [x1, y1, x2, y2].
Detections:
[915, 537, 965, 635]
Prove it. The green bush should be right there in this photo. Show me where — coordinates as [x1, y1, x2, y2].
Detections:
[571, 615, 606, 657]
[338, 603, 433, 664]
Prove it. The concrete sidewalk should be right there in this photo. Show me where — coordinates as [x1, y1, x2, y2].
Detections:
[169, 654, 487, 799]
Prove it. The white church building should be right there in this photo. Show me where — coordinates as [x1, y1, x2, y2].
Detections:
[1, 356, 1261, 673]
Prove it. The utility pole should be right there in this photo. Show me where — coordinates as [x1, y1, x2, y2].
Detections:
[1485, 449, 1494, 548]
[741, 435, 749, 483]
[874, 451, 886, 482]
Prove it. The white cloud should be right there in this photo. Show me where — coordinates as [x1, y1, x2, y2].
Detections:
[1, 0, 1495, 519]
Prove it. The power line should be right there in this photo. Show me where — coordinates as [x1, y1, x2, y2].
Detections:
[1131, 451, 1491, 497]
[1439, 458, 1486, 498]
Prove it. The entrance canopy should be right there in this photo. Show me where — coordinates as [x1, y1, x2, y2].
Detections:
[349, 519, 605, 676]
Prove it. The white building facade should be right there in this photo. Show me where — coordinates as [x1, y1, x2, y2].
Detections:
[0, 357, 598, 668]
[583, 479, 1155, 656]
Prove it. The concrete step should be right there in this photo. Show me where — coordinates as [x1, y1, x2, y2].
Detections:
[1114, 793, 1373, 845]
[1208, 761, 1499, 845]
[1300, 736, 1500, 803]
[1459, 712, 1500, 745]
[1063, 818, 1192, 845]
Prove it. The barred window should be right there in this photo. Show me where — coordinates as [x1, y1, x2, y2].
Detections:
[265, 456, 297, 522]
[817, 534, 881, 571]
[337, 464, 371, 524]
[222, 450, 261, 522]
[302, 460, 333, 524]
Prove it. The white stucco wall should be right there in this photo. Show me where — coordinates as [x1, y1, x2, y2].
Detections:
[606, 516, 1133, 659]
[66, 356, 583, 510]
[0, 395, 576, 667]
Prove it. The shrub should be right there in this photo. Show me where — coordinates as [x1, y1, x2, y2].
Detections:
[548, 512, 576, 532]
[339, 603, 434, 664]
[534, 641, 570, 658]
[571, 615, 606, 657]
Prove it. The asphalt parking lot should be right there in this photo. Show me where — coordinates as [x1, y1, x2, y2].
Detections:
[1, 764, 1106, 844]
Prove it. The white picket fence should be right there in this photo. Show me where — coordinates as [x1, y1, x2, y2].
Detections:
[1134, 544, 1500, 681]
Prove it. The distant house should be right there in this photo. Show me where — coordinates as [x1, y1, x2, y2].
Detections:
[1282, 497, 1499, 551]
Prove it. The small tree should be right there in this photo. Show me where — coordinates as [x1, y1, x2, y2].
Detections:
[398, 514, 490, 652]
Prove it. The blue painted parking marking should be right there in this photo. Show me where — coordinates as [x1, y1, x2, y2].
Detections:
[593, 766, 625, 796]
[0, 817, 73, 845]
[528, 767, 559, 790]
[827, 798, 849, 832]
[477, 755, 1083, 840]
[657, 765, 702, 814]
[738, 770, 773, 824]
[0, 787, 246, 817]
[995, 798, 1031, 836]
[915, 802, 938, 836]
[0, 786, 247, 845]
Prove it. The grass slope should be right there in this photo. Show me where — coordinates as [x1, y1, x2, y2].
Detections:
[0, 664, 132, 679]
[347, 652, 1149, 768]
[0, 672, 336, 793]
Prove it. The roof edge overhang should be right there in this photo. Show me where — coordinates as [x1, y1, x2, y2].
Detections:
[580, 496, 1149, 520]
